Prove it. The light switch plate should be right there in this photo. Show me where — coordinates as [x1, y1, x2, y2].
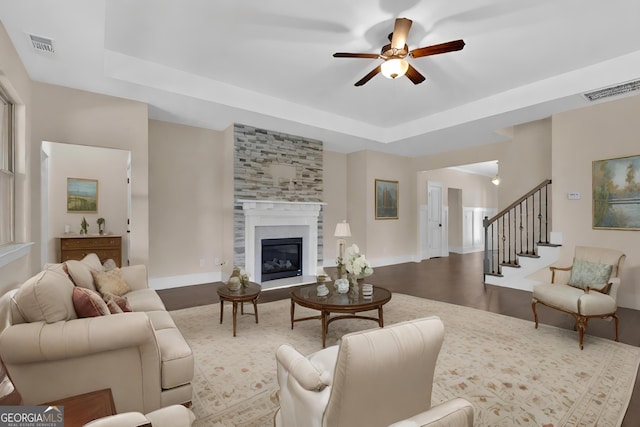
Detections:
[568, 192, 581, 200]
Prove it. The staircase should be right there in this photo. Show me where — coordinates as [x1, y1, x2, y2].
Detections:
[483, 179, 561, 292]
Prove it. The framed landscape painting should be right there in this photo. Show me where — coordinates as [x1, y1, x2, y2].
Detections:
[593, 154, 640, 230]
[67, 178, 98, 213]
[375, 179, 398, 220]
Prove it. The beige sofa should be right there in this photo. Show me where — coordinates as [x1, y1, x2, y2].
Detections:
[0, 254, 194, 414]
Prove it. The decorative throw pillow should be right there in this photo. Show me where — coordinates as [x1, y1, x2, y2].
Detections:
[102, 291, 132, 313]
[13, 268, 77, 323]
[104, 298, 123, 314]
[568, 258, 613, 290]
[102, 258, 117, 271]
[72, 287, 110, 318]
[92, 268, 131, 297]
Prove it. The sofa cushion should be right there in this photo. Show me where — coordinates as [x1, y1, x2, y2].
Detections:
[72, 287, 110, 317]
[65, 253, 104, 291]
[66, 260, 97, 291]
[126, 289, 166, 312]
[568, 259, 612, 290]
[145, 310, 177, 331]
[155, 328, 194, 389]
[12, 268, 77, 323]
[533, 283, 583, 313]
[92, 268, 131, 296]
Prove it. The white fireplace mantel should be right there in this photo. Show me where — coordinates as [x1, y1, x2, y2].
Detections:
[239, 200, 326, 283]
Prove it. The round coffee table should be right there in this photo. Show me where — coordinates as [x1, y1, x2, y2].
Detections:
[217, 282, 261, 337]
[290, 283, 392, 347]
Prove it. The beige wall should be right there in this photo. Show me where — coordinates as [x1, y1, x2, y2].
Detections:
[45, 143, 129, 264]
[349, 150, 417, 265]
[322, 150, 347, 264]
[500, 118, 552, 210]
[31, 83, 149, 265]
[148, 120, 225, 281]
[552, 95, 640, 309]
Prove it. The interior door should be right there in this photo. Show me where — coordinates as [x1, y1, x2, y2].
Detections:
[427, 181, 445, 258]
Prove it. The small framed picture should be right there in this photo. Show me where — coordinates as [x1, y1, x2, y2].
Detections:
[375, 179, 398, 220]
[67, 178, 98, 213]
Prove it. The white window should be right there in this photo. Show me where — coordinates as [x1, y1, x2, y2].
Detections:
[0, 86, 14, 246]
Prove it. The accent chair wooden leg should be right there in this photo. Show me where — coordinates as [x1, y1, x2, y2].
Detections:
[577, 316, 588, 350]
[531, 300, 539, 329]
[613, 313, 620, 342]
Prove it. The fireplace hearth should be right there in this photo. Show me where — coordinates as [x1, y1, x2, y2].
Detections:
[261, 237, 302, 282]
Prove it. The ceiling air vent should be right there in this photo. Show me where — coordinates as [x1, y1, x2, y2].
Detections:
[29, 34, 55, 54]
[583, 79, 640, 102]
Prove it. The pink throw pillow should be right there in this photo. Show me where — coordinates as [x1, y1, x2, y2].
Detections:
[72, 287, 110, 318]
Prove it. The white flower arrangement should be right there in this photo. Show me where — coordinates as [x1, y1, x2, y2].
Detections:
[343, 244, 373, 277]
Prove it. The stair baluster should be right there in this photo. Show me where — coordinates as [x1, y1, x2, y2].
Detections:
[483, 179, 552, 279]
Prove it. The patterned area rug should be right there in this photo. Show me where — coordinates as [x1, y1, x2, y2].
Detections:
[170, 293, 640, 427]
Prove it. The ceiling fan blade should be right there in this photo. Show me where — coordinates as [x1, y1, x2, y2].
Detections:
[354, 66, 381, 86]
[333, 52, 381, 59]
[390, 18, 412, 50]
[405, 64, 426, 85]
[410, 39, 465, 58]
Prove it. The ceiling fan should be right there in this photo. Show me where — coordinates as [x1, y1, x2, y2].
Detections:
[333, 17, 465, 86]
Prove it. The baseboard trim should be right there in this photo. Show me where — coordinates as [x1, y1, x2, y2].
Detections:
[149, 272, 221, 290]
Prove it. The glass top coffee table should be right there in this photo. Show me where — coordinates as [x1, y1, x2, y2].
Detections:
[290, 283, 392, 347]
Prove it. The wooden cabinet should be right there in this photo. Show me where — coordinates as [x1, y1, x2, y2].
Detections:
[60, 235, 122, 267]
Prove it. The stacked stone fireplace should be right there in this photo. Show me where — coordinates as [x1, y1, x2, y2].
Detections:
[232, 123, 325, 288]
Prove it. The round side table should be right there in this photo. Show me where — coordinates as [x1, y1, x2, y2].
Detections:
[217, 282, 261, 336]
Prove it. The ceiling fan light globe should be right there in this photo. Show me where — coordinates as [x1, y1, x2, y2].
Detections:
[381, 58, 408, 79]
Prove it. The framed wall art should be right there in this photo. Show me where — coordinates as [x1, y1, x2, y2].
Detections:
[375, 179, 398, 220]
[593, 154, 640, 230]
[67, 178, 98, 213]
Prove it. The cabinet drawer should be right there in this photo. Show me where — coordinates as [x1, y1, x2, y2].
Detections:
[59, 235, 122, 267]
[61, 237, 121, 250]
[61, 250, 122, 267]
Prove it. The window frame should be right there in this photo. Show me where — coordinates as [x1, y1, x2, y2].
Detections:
[0, 84, 15, 247]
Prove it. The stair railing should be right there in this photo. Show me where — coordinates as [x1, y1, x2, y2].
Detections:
[483, 179, 552, 278]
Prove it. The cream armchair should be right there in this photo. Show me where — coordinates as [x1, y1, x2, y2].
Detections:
[274, 317, 474, 427]
[532, 246, 626, 349]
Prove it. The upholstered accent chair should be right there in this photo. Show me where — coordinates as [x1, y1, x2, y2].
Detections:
[274, 317, 474, 427]
[83, 404, 195, 427]
[532, 246, 626, 349]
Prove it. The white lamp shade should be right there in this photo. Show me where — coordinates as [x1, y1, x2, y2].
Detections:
[334, 221, 351, 237]
[381, 58, 409, 79]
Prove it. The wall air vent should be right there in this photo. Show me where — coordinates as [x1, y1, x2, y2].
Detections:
[29, 34, 55, 54]
[583, 79, 640, 102]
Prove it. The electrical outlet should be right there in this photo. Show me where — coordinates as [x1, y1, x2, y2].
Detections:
[214, 257, 220, 266]
[568, 192, 581, 200]
[199, 258, 206, 267]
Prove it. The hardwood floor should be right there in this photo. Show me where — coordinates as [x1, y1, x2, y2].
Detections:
[158, 251, 640, 426]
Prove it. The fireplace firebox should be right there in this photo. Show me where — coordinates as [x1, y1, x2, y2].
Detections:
[261, 237, 303, 282]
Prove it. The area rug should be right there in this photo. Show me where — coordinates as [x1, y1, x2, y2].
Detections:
[170, 293, 640, 427]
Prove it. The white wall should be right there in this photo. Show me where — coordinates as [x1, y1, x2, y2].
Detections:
[44, 142, 129, 264]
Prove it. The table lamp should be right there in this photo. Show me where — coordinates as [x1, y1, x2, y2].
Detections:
[334, 220, 351, 268]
